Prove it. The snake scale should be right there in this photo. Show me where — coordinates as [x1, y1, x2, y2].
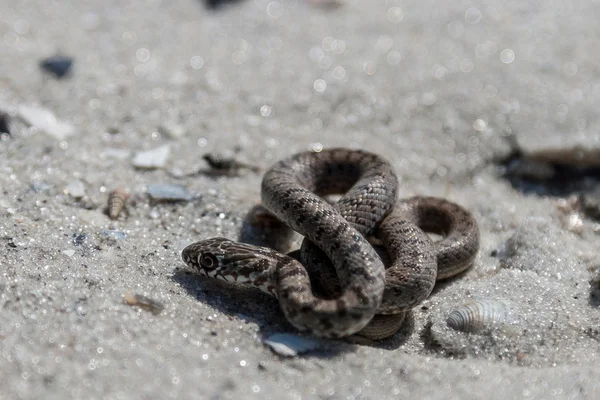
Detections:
[182, 148, 479, 339]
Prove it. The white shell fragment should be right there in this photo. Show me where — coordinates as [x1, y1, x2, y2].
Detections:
[446, 299, 510, 333]
[18, 105, 75, 140]
[132, 145, 171, 169]
[147, 183, 194, 201]
[263, 333, 320, 357]
[65, 180, 86, 199]
[62, 249, 76, 258]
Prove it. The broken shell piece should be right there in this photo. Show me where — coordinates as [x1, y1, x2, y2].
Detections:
[263, 333, 320, 357]
[132, 145, 170, 169]
[18, 104, 75, 140]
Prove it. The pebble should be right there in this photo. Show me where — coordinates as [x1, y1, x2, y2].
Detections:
[39, 55, 73, 78]
[0, 112, 10, 135]
[201, 152, 260, 175]
[65, 180, 86, 199]
[158, 122, 185, 139]
[18, 105, 75, 140]
[132, 145, 171, 169]
[147, 183, 194, 202]
[30, 181, 52, 193]
[99, 229, 128, 241]
[263, 333, 321, 357]
[205, 0, 243, 10]
[73, 234, 86, 245]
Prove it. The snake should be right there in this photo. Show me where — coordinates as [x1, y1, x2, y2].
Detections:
[181, 148, 479, 339]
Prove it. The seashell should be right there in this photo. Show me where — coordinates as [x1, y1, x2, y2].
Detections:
[108, 188, 130, 219]
[446, 299, 510, 333]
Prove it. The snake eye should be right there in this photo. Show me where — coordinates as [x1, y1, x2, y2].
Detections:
[199, 253, 218, 271]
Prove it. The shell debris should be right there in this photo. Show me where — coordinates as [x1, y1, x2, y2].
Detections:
[123, 293, 164, 315]
[446, 299, 510, 334]
[132, 145, 171, 169]
[107, 188, 130, 219]
[263, 333, 321, 357]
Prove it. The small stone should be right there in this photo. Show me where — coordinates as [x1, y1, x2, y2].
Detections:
[205, 0, 243, 10]
[31, 181, 52, 193]
[158, 122, 185, 139]
[0, 112, 10, 135]
[132, 145, 170, 169]
[65, 180, 86, 199]
[263, 333, 321, 357]
[147, 183, 194, 202]
[99, 229, 128, 241]
[18, 105, 75, 140]
[39, 55, 73, 78]
[73, 234, 86, 245]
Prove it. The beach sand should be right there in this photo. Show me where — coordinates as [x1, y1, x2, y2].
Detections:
[1, 1, 599, 398]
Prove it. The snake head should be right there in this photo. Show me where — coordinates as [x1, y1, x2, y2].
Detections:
[181, 237, 231, 278]
[181, 237, 280, 285]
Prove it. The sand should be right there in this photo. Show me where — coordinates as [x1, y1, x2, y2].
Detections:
[1, 1, 599, 399]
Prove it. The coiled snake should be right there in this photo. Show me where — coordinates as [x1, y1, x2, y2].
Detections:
[182, 149, 479, 339]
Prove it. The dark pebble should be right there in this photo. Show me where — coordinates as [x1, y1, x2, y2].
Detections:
[0, 113, 9, 135]
[40, 55, 73, 78]
[73, 233, 86, 245]
[204, 0, 243, 10]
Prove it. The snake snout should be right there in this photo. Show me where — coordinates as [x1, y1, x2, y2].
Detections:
[181, 243, 200, 271]
[182, 238, 233, 276]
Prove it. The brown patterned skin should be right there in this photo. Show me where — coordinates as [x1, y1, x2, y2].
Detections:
[182, 149, 480, 339]
[392, 196, 480, 280]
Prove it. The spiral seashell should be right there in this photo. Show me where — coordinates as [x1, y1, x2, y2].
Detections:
[446, 299, 510, 333]
[108, 188, 130, 220]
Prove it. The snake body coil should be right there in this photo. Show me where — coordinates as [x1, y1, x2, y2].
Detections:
[182, 149, 479, 339]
